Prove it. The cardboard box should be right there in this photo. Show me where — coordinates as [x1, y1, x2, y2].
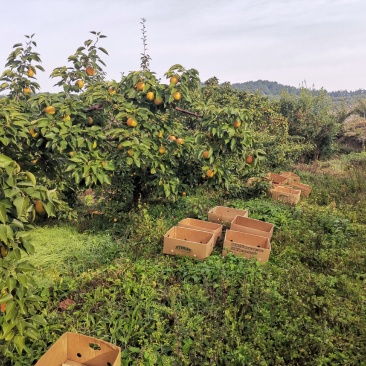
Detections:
[287, 181, 312, 197]
[270, 185, 301, 205]
[280, 171, 301, 182]
[178, 218, 222, 245]
[163, 226, 214, 260]
[222, 230, 271, 262]
[35, 332, 121, 366]
[207, 206, 248, 225]
[265, 172, 289, 185]
[230, 216, 274, 239]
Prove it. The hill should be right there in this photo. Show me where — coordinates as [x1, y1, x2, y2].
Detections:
[231, 80, 366, 101]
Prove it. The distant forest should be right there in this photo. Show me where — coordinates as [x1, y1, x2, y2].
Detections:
[231, 80, 366, 101]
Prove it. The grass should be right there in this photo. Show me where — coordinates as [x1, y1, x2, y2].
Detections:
[2, 154, 366, 365]
[27, 225, 121, 287]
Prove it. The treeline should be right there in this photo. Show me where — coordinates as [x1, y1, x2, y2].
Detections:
[231, 80, 366, 100]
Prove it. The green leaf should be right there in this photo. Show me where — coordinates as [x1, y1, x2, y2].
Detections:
[133, 158, 141, 168]
[24, 328, 40, 340]
[17, 273, 28, 287]
[31, 315, 47, 326]
[43, 201, 56, 217]
[230, 138, 236, 151]
[16, 320, 26, 336]
[2, 316, 16, 336]
[4, 330, 14, 342]
[24, 172, 36, 186]
[14, 335, 25, 353]
[85, 175, 91, 186]
[0, 154, 13, 168]
[26, 295, 43, 302]
[65, 164, 77, 172]
[0, 293, 13, 304]
[0, 202, 8, 224]
[4, 300, 18, 322]
[16, 261, 36, 272]
[0, 224, 8, 244]
[6, 277, 17, 292]
[163, 184, 170, 198]
[11, 219, 24, 230]
[98, 47, 109, 55]
[104, 174, 111, 185]
[13, 196, 30, 218]
[21, 238, 35, 255]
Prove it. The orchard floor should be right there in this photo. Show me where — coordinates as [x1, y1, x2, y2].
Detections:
[3, 155, 366, 365]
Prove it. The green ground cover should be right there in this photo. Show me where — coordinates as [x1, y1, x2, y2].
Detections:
[5, 157, 364, 365]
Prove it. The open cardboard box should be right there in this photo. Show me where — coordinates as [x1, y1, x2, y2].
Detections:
[280, 171, 300, 182]
[163, 226, 215, 260]
[270, 185, 301, 205]
[35, 332, 121, 366]
[223, 230, 271, 262]
[178, 218, 222, 245]
[265, 172, 289, 185]
[287, 181, 312, 197]
[231, 216, 274, 239]
[207, 206, 248, 225]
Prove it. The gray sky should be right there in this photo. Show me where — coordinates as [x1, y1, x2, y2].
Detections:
[1, 0, 365, 92]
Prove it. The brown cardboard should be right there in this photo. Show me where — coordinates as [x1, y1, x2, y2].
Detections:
[230, 216, 274, 239]
[270, 185, 301, 205]
[265, 172, 289, 185]
[207, 206, 248, 225]
[280, 171, 301, 182]
[222, 230, 271, 262]
[287, 181, 312, 197]
[163, 226, 214, 260]
[35, 332, 121, 366]
[178, 218, 222, 245]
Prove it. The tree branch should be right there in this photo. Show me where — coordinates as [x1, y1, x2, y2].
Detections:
[175, 107, 202, 118]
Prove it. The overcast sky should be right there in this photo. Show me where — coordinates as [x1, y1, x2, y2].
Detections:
[1, 0, 365, 92]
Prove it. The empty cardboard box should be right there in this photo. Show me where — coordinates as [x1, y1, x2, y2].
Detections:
[223, 230, 271, 262]
[208, 206, 248, 225]
[287, 181, 312, 197]
[35, 332, 121, 366]
[266, 172, 289, 185]
[230, 216, 274, 239]
[280, 171, 301, 182]
[178, 218, 222, 245]
[270, 185, 301, 205]
[163, 226, 215, 260]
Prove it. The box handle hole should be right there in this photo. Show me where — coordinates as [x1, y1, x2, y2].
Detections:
[89, 343, 101, 351]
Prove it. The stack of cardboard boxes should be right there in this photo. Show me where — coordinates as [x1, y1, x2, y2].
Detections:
[163, 205, 274, 262]
[267, 171, 312, 205]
